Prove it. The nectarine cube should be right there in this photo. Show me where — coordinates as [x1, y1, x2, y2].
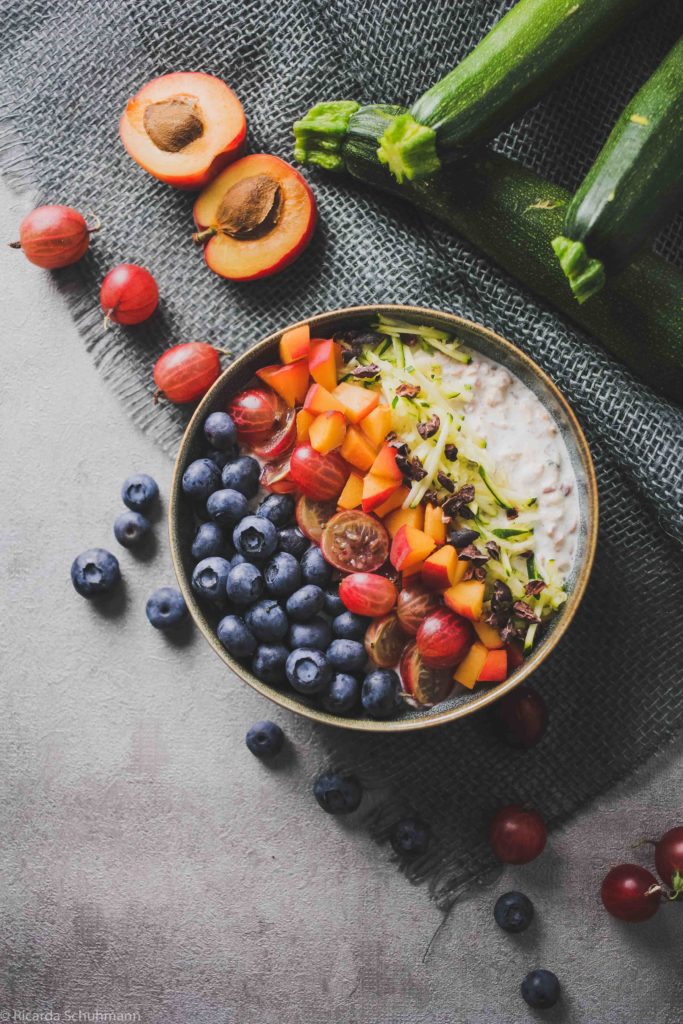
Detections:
[361, 473, 402, 513]
[375, 486, 410, 518]
[303, 382, 346, 416]
[256, 359, 309, 407]
[384, 505, 424, 538]
[279, 323, 310, 364]
[424, 503, 446, 545]
[453, 642, 488, 689]
[309, 410, 347, 454]
[443, 580, 485, 621]
[421, 544, 461, 590]
[331, 382, 380, 424]
[370, 444, 403, 483]
[473, 620, 505, 650]
[309, 339, 341, 392]
[390, 525, 437, 570]
[402, 560, 425, 579]
[337, 472, 364, 510]
[296, 408, 315, 442]
[477, 648, 508, 682]
[341, 425, 377, 472]
[361, 404, 392, 448]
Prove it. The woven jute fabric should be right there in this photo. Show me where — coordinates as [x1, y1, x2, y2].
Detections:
[1, 0, 682, 905]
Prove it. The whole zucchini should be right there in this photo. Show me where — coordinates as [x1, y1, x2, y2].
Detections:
[552, 36, 683, 303]
[293, 103, 683, 402]
[373, 0, 653, 183]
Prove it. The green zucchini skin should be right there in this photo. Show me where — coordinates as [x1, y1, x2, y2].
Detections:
[377, 0, 653, 182]
[299, 104, 683, 403]
[554, 35, 683, 302]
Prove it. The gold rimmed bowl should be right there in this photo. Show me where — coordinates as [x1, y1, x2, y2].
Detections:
[169, 305, 598, 732]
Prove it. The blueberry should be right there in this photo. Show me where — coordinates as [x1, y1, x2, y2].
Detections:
[323, 587, 345, 616]
[332, 611, 370, 641]
[182, 459, 221, 500]
[362, 669, 403, 719]
[222, 456, 260, 498]
[145, 587, 187, 630]
[230, 553, 247, 567]
[71, 548, 121, 598]
[321, 673, 360, 715]
[286, 648, 332, 695]
[225, 562, 264, 605]
[390, 818, 430, 858]
[494, 891, 534, 934]
[191, 556, 231, 603]
[192, 522, 228, 561]
[245, 720, 284, 759]
[264, 551, 302, 598]
[245, 599, 288, 642]
[205, 448, 233, 470]
[289, 616, 332, 652]
[121, 473, 158, 512]
[521, 970, 560, 1010]
[113, 510, 150, 548]
[285, 585, 325, 622]
[206, 488, 248, 527]
[327, 639, 367, 673]
[217, 614, 257, 658]
[204, 411, 237, 452]
[257, 493, 295, 528]
[252, 643, 289, 685]
[313, 771, 362, 815]
[300, 546, 332, 587]
[233, 516, 278, 562]
[278, 526, 310, 560]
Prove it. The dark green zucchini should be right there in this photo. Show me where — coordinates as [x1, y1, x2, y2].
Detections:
[552, 35, 683, 303]
[374, 0, 653, 182]
[293, 103, 683, 402]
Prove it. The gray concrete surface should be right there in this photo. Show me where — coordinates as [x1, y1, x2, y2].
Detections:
[1, 177, 682, 1024]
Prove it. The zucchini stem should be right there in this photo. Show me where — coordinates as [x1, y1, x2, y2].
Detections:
[293, 101, 361, 172]
[551, 235, 606, 304]
[377, 113, 440, 183]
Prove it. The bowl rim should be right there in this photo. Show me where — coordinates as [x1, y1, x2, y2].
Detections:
[169, 304, 599, 732]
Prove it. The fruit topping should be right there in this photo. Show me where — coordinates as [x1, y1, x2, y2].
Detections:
[295, 495, 337, 543]
[416, 608, 473, 669]
[321, 510, 389, 574]
[289, 443, 348, 501]
[228, 386, 287, 443]
[364, 613, 407, 668]
[400, 642, 453, 706]
[361, 669, 403, 719]
[395, 582, 440, 636]
[339, 572, 398, 618]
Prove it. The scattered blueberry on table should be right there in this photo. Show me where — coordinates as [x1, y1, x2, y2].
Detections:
[390, 818, 430, 858]
[313, 771, 363, 815]
[245, 720, 284, 759]
[71, 548, 121, 598]
[114, 509, 150, 548]
[521, 969, 561, 1010]
[146, 586, 187, 630]
[121, 472, 159, 512]
[494, 891, 535, 933]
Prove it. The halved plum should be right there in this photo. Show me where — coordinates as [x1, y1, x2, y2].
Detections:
[400, 642, 453, 707]
[120, 72, 246, 189]
[295, 496, 337, 544]
[193, 154, 316, 280]
[321, 511, 389, 574]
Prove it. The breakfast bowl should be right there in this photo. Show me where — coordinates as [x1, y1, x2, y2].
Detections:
[169, 305, 598, 732]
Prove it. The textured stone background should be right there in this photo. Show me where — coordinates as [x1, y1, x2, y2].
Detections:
[1, 176, 682, 1023]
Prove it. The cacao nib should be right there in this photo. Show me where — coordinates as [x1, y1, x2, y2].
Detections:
[513, 600, 541, 624]
[463, 565, 487, 582]
[485, 540, 501, 561]
[448, 528, 479, 548]
[395, 383, 421, 399]
[506, 507, 519, 520]
[407, 456, 427, 481]
[458, 544, 489, 565]
[436, 471, 454, 492]
[422, 490, 440, 507]
[525, 579, 547, 597]
[491, 581, 513, 621]
[417, 414, 440, 440]
[444, 444, 459, 462]
[351, 364, 380, 379]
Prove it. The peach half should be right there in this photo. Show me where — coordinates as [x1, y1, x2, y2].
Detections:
[193, 154, 316, 281]
[120, 72, 246, 189]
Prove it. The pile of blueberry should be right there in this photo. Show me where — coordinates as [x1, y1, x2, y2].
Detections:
[184, 410, 403, 719]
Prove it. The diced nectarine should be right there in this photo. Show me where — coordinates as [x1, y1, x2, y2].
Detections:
[309, 410, 347, 454]
[390, 525, 437, 570]
[421, 544, 462, 590]
[296, 408, 314, 442]
[385, 505, 424, 538]
[453, 642, 488, 689]
[332, 382, 380, 424]
[341, 425, 377, 472]
[361, 404, 392, 448]
[444, 580, 485, 621]
[279, 323, 310, 364]
[370, 444, 403, 483]
[256, 359, 309, 407]
[362, 473, 402, 513]
[473, 620, 505, 650]
[477, 648, 508, 682]
[402, 560, 425, 578]
[337, 472, 364, 510]
[303, 382, 346, 416]
[309, 339, 341, 392]
[375, 486, 410, 518]
[423, 503, 446, 545]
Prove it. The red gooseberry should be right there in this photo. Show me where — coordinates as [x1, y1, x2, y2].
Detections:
[153, 342, 221, 404]
[489, 804, 547, 864]
[10, 204, 99, 269]
[654, 826, 683, 896]
[601, 864, 661, 922]
[338, 573, 397, 618]
[289, 443, 348, 502]
[489, 683, 548, 748]
[100, 263, 159, 325]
